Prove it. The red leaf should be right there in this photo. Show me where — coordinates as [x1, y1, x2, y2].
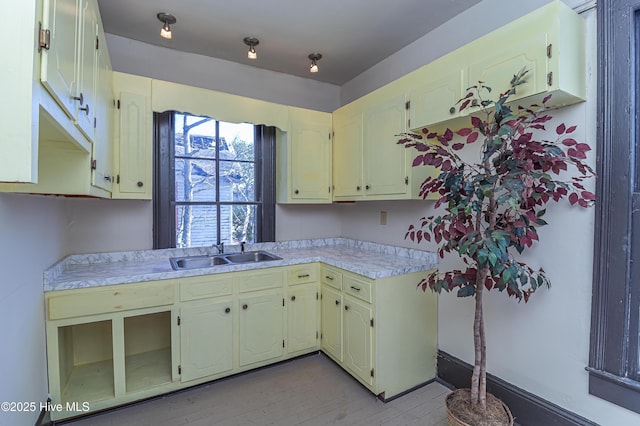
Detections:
[459, 100, 470, 111]
[452, 143, 465, 150]
[582, 191, 595, 201]
[471, 116, 482, 129]
[412, 156, 424, 167]
[456, 128, 472, 136]
[566, 125, 577, 133]
[421, 128, 429, 134]
[444, 128, 454, 141]
[578, 199, 588, 208]
[562, 138, 576, 146]
[556, 123, 566, 135]
[569, 193, 579, 205]
[467, 132, 479, 144]
[576, 143, 591, 152]
[543, 94, 552, 104]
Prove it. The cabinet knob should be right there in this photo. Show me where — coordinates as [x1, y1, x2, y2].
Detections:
[294, 189, 299, 194]
[365, 185, 370, 190]
[291, 295, 296, 301]
[449, 107, 455, 114]
[73, 93, 84, 105]
[356, 186, 361, 191]
[242, 304, 248, 310]
[344, 305, 350, 311]
[335, 300, 340, 306]
[225, 307, 231, 314]
[137, 181, 144, 187]
[79, 104, 90, 116]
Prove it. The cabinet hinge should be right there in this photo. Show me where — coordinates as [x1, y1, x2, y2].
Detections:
[117, 99, 121, 109]
[282, 339, 285, 348]
[328, 186, 331, 194]
[91, 159, 97, 170]
[282, 298, 285, 307]
[371, 368, 375, 378]
[94, 117, 97, 129]
[408, 118, 411, 128]
[547, 43, 552, 58]
[316, 292, 319, 300]
[405, 100, 410, 110]
[404, 176, 409, 186]
[96, 35, 99, 50]
[547, 72, 553, 86]
[316, 331, 319, 339]
[370, 318, 374, 327]
[178, 365, 182, 375]
[329, 132, 331, 140]
[177, 316, 181, 326]
[116, 174, 121, 184]
[320, 332, 323, 339]
[38, 23, 50, 52]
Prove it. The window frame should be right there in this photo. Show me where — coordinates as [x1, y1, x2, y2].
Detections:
[153, 111, 276, 249]
[588, 0, 640, 413]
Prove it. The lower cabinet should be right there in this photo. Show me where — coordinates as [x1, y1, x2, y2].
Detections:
[45, 263, 435, 420]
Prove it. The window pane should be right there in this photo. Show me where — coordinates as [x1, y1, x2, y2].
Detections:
[218, 204, 257, 245]
[220, 160, 255, 202]
[175, 205, 217, 248]
[175, 113, 216, 158]
[220, 122, 255, 161]
[175, 158, 217, 202]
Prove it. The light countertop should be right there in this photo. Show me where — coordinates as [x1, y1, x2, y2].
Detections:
[44, 238, 438, 291]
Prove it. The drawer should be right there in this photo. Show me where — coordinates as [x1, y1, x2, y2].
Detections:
[320, 266, 342, 290]
[287, 264, 317, 285]
[343, 275, 372, 303]
[237, 269, 284, 293]
[180, 275, 233, 301]
[47, 281, 175, 320]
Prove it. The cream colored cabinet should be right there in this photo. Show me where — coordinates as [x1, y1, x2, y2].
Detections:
[180, 298, 233, 382]
[91, 28, 114, 191]
[277, 107, 332, 203]
[45, 280, 179, 421]
[408, 67, 465, 130]
[332, 104, 363, 198]
[238, 291, 285, 366]
[112, 72, 153, 199]
[321, 285, 343, 362]
[286, 264, 319, 354]
[75, 0, 99, 139]
[343, 296, 374, 386]
[363, 94, 409, 197]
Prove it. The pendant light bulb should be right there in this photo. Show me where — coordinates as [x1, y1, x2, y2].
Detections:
[244, 37, 260, 60]
[157, 13, 176, 40]
[308, 53, 322, 73]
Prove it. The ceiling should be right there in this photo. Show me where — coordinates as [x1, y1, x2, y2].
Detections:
[96, 0, 482, 86]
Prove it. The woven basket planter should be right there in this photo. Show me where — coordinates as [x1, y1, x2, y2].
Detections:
[445, 389, 514, 426]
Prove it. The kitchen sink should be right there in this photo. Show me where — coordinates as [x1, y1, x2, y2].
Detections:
[169, 250, 281, 270]
[223, 251, 282, 264]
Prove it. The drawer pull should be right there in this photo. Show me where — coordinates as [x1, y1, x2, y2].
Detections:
[335, 300, 340, 305]
[325, 276, 334, 281]
[297, 274, 310, 278]
[350, 286, 361, 292]
[242, 304, 248, 310]
[225, 307, 231, 314]
[291, 295, 296, 301]
[344, 305, 350, 311]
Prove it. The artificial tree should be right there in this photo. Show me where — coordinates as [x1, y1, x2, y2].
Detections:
[397, 68, 595, 422]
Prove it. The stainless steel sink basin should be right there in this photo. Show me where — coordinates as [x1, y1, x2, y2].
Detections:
[170, 255, 230, 270]
[223, 251, 282, 264]
[169, 250, 281, 270]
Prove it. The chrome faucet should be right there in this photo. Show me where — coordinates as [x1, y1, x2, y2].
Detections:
[240, 241, 246, 254]
[214, 242, 224, 254]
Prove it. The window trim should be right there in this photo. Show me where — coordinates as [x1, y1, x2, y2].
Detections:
[588, 0, 640, 413]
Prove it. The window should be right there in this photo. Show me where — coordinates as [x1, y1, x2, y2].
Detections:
[153, 112, 276, 248]
[588, 1, 640, 413]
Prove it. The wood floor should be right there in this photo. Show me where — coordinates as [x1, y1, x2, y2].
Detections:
[60, 353, 450, 426]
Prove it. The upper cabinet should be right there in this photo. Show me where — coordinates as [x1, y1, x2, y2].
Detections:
[277, 107, 332, 204]
[111, 72, 153, 199]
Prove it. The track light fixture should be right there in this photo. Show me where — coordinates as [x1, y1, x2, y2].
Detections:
[243, 37, 260, 60]
[308, 53, 322, 73]
[157, 13, 176, 39]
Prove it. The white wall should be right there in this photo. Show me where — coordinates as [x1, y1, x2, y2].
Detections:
[275, 205, 342, 241]
[0, 194, 67, 425]
[105, 34, 341, 113]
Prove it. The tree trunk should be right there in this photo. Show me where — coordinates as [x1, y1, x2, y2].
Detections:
[471, 265, 488, 411]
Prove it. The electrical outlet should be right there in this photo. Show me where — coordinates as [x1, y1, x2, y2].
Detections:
[380, 211, 387, 225]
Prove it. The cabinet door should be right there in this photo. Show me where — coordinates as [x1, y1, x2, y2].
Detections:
[467, 32, 548, 105]
[238, 292, 284, 366]
[91, 28, 113, 191]
[363, 95, 408, 197]
[180, 299, 233, 382]
[409, 69, 464, 129]
[321, 286, 343, 362]
[343, 296, 373, 386]
[113, 73, 152, 199]
[75, 0, 98, 139]
[287, 284, 318, 353]
[41, 0, 80, 119]
[332, 109, 363, 198]
[290, 121, 332, 201]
